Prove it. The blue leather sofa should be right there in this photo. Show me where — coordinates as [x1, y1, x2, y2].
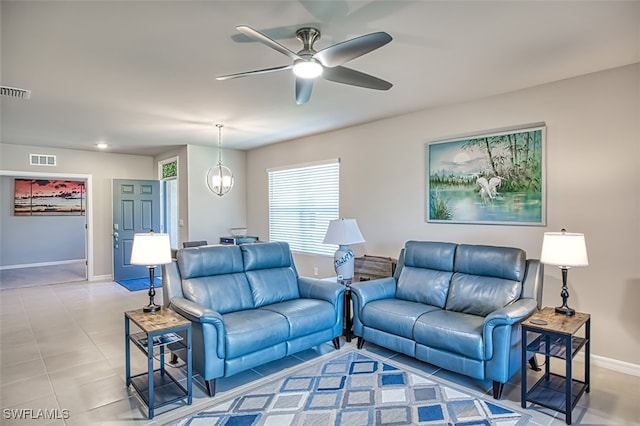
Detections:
[162, 241, 345, 396]
[351, 241, 543, 399]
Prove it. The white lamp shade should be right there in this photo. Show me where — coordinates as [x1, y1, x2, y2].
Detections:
[323, 218, 365, 245]
[540, 231, 589, 267]
[130, 233, 172, 266]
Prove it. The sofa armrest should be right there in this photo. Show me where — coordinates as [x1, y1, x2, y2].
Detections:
[351, 277, 396, 337]
[169, 297, 226, 358]
[483, 298, 537, 359]
[298, 277, 345, 305]
[351, 277, 396, 308]
[170, 297, 223, 324]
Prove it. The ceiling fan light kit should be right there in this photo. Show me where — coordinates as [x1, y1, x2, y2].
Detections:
[293, 59, 323, 79]
[217, 25, 393, 104]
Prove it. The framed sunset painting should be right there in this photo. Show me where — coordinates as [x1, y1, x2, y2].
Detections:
[14, 179, 86, 216]
[426, 125, 546, 225]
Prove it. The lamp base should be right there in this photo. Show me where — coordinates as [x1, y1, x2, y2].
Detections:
[555, 305, 575, 316]
[556, 267, 575, 316]
[143, 266, 160, 313]
[334, 245, 355, 284]
[338, 277, 353, 287]
[143, 303, 161, 313]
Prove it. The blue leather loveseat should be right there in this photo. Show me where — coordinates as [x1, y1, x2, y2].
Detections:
[162, 241, 345, 396]
[351, 241, 543, 399]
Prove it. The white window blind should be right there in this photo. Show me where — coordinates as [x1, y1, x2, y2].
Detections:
[268, 160, 339, 256]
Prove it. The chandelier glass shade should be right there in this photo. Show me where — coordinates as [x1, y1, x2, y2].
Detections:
[206, 124, 234, 197]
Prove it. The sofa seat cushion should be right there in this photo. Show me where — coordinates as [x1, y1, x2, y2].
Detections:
[223, 309, 289, 359]
[362, 299, 440, 339]
[260, 299, 335, 339]
[413, 310, 485, 360]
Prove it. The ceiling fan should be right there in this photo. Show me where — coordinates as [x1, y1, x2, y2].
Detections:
[216, 25, 393, 105]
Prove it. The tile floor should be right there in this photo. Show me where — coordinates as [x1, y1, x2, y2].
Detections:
[0, 279, 638, 425]
[0, 263, 86, 290]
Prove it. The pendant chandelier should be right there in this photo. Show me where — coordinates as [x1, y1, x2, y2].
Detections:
[206, 124, 234, 197]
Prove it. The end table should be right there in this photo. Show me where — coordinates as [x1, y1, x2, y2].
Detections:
[125, 308, 192, 419]
[521, 307, 590, 425]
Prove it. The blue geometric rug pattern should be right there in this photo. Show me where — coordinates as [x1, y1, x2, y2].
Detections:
[169, 350, 530, 425]
[115, 276, 162, 292]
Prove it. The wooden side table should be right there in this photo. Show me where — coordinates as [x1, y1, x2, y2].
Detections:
[521, 307, 590, 425]
[125, 308, 192, 419]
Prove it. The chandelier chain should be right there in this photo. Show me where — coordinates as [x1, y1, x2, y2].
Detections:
[216, 123, 223, 165]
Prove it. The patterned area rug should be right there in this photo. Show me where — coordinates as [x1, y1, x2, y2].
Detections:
[168, 350, 530, 425]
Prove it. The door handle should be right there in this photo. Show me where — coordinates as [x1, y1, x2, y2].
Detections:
[113, 231, 119, 249]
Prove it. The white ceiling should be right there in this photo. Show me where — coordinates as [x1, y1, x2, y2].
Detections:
[1, 1, 638, 155]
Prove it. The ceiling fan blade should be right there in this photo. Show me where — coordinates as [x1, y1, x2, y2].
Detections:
[236, 25, 302, 61]
[322, 66, 392, 90]
[295, 78, 314, 105]
[313, 32, 392, 68]
[216, 64, 293, 81]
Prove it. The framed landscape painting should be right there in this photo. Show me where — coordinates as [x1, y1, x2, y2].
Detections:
[14, 179, 86, 216]
[426, 125, 546, 225]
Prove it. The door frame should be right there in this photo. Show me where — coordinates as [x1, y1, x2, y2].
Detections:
[0, 170, 93, 279]
[111, 178, 161, 281]
[158, 156, 179, 248]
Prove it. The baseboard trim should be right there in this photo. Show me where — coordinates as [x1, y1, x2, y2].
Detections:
[573, 352, 640, 377]
[0, 259, 85, 270]
[89, 274, 112, 282]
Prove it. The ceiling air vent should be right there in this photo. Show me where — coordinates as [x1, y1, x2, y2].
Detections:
[30, 154, 56, 166]
[1, 86, 31, 100]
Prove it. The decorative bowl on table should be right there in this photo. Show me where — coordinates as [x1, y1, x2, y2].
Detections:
[230, 227, 248, 237]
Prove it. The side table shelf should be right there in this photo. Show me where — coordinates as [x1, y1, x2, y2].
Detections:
[527, 334, 587, 360]
[521, 307, 590, 425]
[125, 308, 192, 419]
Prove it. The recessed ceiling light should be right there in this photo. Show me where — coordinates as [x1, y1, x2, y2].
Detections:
[96, 142, 108, 150]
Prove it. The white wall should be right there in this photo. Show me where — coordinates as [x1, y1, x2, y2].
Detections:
[186, 144, 247, 245]
[246, 64, 640, 366]
[0, 143, 247, 277]
[0, 175, 86, 266]
[0, 144, 156, 278]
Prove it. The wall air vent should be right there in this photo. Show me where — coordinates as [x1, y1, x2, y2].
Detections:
[0, 86, 31, 100]
[30, 154, 57, 166]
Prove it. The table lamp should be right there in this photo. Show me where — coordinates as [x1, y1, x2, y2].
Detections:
[323, 218, 365, 285]
[130, 231, 172, 313]
[540, 229, 589, 316]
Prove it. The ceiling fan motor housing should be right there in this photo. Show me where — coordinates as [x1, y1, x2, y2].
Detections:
[296, 27, 321, 56]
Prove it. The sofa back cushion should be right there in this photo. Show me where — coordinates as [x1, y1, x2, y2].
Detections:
[177, 245, 255, 314]
[178, 245, 244, 278]
[241, 242, 300, 307]
[445, 244, 525, 316]
[396, 241, 457, 308]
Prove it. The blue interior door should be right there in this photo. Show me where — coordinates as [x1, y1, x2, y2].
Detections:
[113, 179, 161, 281]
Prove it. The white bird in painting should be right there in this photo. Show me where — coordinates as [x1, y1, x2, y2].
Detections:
[477, 176, 503, 202]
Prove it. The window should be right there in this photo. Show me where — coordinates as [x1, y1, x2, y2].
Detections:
[268, 159, 339, 256]
[159, 159, 178, 249]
